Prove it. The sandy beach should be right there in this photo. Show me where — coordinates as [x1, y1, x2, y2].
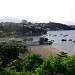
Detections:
[27, 45, 61, 58]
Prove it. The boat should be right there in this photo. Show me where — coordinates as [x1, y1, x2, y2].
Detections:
[54, 34, 57, 36]
[43, 41, 53, 45]
[73, 41, 75, 43]
[68, 39, 72, 41]
[63, 34, 68, 37]
[51, 40, 54, 42]
[49, 34, 51, 36]
[61, 39, 67, 41]
[60, 34, 63, 35]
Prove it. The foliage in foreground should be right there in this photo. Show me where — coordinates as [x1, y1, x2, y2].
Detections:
[1, 53, 75, 75]
[7, 54, 43, 72]
[0, 43, 27, 66]
[0, 42, 75, 75]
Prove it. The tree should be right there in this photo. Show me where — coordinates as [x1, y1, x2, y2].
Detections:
[0, 58, 3, 71]
[7, 60, 22, 72]
[57, 51, 68, 57]
[0, 43, 28, 66]
[65, 55, 75, 75]
[21, 20, 28, 25]
[21, 54, 43, 72]
[35, 56, 53, 75]
[35, 56, 67, 75]
[39, 37, 48, 45]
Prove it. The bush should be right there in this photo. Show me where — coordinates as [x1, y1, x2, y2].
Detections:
[35, 56, 53, 75]
[21, 54, 43, 72]
[65, 55, 75, 75]
[35, 56, 67, 75]
[1, 49, 75, 75]
[0, 43, 27, 66]
[7, 60, 22, 72]
[0, 58, 3, 71]
[39, 37, 48, 45]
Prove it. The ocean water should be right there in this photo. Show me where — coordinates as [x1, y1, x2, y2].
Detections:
[45, 30, 75, 54]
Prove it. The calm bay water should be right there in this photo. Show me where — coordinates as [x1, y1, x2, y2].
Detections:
[45, 30, 75, 54]
[24, 30, 75, 54]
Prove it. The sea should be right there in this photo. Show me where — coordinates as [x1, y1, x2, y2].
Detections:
[32, 30, 75, 54]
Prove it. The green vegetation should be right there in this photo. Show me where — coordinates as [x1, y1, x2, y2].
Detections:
[0, 43, 27, 66]
[0, 20, 74, 37]
[39, 37, 48, 45]
[0, 32, 12, 37]
[0, 43, 75, 75]
[21, 54, 43, 72]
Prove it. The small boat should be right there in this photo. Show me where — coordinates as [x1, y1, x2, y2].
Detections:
[49, 34, 51, 36]
[54, 34, 57, 36]
[61, 39, 67, 41]
[48, 41, 53, 45]
[51, 40, 54, 42]
[43, 41, 53, 45]
[63, 34, 68, 37]
[60, 34, 63, 35]
[73, 41, 75, 43]
[68, 39, 72, 41]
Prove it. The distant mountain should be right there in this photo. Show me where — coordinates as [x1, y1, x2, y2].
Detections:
[0, 17, 22, 23]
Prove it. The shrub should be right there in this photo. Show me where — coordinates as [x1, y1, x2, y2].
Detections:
[65, 55, 75, 75]
[39, 37, 48, 45]
[21, 54, 43, 72]
[35, 56, 67, 75]
[0, 43, 27, 66]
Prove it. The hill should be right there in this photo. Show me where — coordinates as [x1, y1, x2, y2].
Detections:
[0, 19, 74, 36]
[44, 22, 74, 30]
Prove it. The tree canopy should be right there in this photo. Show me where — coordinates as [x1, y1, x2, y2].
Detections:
[0, 42, 75, 75]
[0, 43, 27, 66]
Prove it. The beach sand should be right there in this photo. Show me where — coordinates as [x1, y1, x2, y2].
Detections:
[27, 45, 60, 59]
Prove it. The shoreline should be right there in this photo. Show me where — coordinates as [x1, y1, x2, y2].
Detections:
[52, 46, 72, 56]
[27, 45, 72, 58]
[28, 45, 60, 58]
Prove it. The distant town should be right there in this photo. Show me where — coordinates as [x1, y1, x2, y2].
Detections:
[0, 19, 74, 38]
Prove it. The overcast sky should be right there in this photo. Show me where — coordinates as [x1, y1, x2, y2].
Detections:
[0, 0, 74, 25]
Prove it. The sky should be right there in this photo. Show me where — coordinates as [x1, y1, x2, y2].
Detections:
[0, 0, 74, 25]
